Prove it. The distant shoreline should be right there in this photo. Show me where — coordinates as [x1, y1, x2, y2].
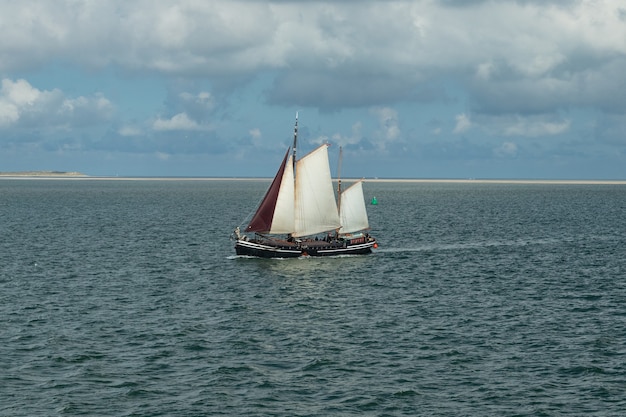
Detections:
[0, 173, 624, 185]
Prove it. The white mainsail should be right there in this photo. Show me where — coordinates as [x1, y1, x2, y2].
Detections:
[268, 155, 295, 234]
[293, 144, 341, 237]
[339, 180, 370, 234]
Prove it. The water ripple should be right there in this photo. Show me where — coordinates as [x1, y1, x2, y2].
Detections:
[1, 180, 626, 416]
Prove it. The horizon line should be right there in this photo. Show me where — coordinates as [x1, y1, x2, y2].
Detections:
[1, 173, 625, 184]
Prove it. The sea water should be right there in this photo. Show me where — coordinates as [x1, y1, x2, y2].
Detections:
[1, 179, 625, 416]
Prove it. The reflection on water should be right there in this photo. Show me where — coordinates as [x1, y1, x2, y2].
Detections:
[238, 253, 375, 281]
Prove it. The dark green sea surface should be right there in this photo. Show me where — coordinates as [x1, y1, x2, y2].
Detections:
[1, 179, 625, 416]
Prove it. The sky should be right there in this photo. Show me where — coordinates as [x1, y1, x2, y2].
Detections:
[1, 0, 625, 179]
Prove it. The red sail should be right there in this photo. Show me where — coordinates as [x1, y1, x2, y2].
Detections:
[246, 148, 291, 233]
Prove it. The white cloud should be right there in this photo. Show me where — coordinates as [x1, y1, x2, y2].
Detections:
[371, 107, 400, 149]
[3, 78, 41, 105]
[314, 121, 363, 148]
[0, 100, 19, 127]
[503, 118, 570, 137]
[119, 126, 143, 136]
[178, 91, 214, 115]
[470, 114, 571, 138]
[249, 127, 262, 147]
[0, 78, 113, 129]
[249, 128, 261, 140]
[2, 1, 624, 113]
[453, 113, 471, 134]
[153, 112, 210, 131]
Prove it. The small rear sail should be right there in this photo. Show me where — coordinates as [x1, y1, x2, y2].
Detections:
[246, 148, 295, 234]
[339, 180, 370, 234]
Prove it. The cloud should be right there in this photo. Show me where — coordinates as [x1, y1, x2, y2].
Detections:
[370, 107, 401, 150]
[475, 114, 571, 138]
[503, 118, 570, 137]
[336, 121, 363, 147]
[152, 112, 210, 131]
[2, 1, 625, 115]
[0, 78, 114, 129]
[1, 1, 625, 178]
[249, 128, 261, 140]
[453, 113, 471, 134]
[175, 91, 215, 121]
[249, 127, 262, 147]
[310, 121, 363, 149]
[149, 89, 217, 134]
[118, 125, 143, 137]
[0, 100, 19, 127]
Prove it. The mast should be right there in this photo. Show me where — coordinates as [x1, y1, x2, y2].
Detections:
[292, 112, 298, 173]
[336, 146, 343, 214]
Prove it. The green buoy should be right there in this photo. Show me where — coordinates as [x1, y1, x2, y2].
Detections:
[371, 196, 378, 205]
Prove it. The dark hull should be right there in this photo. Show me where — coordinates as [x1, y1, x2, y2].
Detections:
[235, 238, 376, 258]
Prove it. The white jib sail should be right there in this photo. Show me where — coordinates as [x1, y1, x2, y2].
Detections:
[339, 180, 370, 234]
[269, 155, 295, 234]
[294, 144, 341, 237]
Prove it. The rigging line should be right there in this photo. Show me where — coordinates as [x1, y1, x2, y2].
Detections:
[292, 111, 298, 174]
[238, 180, 272, 230]
[336, 146, 343, 215]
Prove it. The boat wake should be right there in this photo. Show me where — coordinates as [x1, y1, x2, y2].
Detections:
[376, 237, 574, 254]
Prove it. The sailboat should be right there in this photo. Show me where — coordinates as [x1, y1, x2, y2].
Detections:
[233, 114, 377, 258]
